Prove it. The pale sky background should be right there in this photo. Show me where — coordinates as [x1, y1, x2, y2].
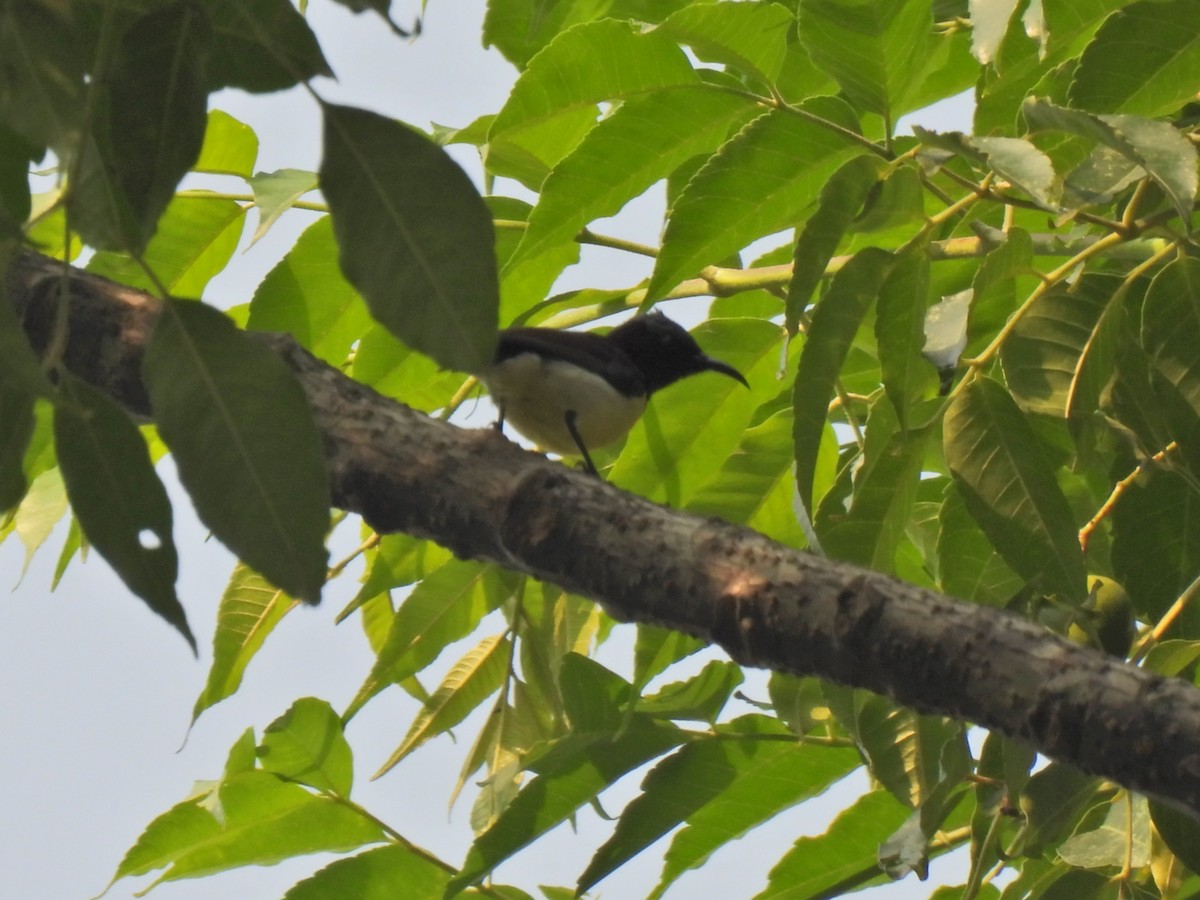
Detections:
[0, 2, 977, 898]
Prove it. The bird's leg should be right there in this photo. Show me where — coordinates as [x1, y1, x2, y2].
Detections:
[563, 410, 599, 477]
[493, 405, 506, 433]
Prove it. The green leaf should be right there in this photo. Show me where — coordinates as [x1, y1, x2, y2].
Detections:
[259, 697, 354, 797]
[0, 0, 84, 154]
[936, 482, 1023, 606]
[194, 109, 259, 178]
[503, 85, 758, 305]
[944, 376, 1087, 600]
[648, 105, 867, 300]
[969, 0, 1020, 64]
[1000, 279, 1109, 417]
[0, 266, 52, 399]
[876, 246, 936, 428]
[757, 790, 910, 899]
[687, 406, 806, 546]
[794, 247, 893, 513]
[248, 168, 319, 245]
[283, 844, 451, 900]
[1023, 98, 1197, 222]
[192, 562, 297, 723]
[85, 194, 246, 298]
[786, 155, 883, 334]
[69, 2, 211, 253]
[447, 719, 687, 895]
[320, 103, 498, 374]
[345, 532, 451, 617]
[11, 465, 67, 574]
[632, 625, 705, 693]
[636, 660, 744, 723]
[374, 633, 510, 775]
[489, 19, 696, 156]
[107, 770, 385, 891]
[1141, 258, 1200, 422]
[203, 0, 333, 93]
[54, 374, 191, 650]
[247, 216, 372, 366]
[0, 123, 35, 229]
[143, 298, 330, 602]
[825, 686, 963, 809]
[1058, 795, 1149, 869]
[654, 1, 795, 87]
[798, 0, 936, 121]
[914, 128, 1060, 210]
[482, 0, 696, 69]
[818, 399, 931, 573]
[968, 227, 1032, 357]
[1066, 276, 1125, 438]
[1069, 0, 1200, 117]
[1111, 470, 1200, 630]
[345, 559, 510, 718]
[349, 323, 467, 412]
[0, 382, 35, 511]
[1020, 762, 1100, 855]
[609, 318, 783, 507]
[583, 717, 860, 895]
[559, 652, 632, 733]
[1150, 798, 1200, 875]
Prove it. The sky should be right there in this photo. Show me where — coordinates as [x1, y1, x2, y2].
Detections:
[0, 2, 977, 898]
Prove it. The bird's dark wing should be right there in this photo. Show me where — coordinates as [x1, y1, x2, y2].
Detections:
[494, 327, 646, 397]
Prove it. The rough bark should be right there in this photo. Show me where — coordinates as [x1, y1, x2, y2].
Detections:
[8, 248, 1200, 818]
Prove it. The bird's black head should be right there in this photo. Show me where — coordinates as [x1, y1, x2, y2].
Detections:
[606, 312, 750, 395]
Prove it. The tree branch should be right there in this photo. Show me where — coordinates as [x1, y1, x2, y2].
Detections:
[9, 249, 1200, 818]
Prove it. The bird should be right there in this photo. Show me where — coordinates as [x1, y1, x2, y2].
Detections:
[482, 312, 749, 476]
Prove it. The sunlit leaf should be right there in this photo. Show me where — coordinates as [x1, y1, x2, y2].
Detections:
[757, 790, 909, 899]
[346, 559, 511, 718]
[798, 0, 937, 120]
[260, 697, 354, 797]
[107, 770, 385, 891]
[193, 562, 297, 723]
[194, 109, 259, 178]
[247, 216, 371, 366]
[584, 716, 859, 894]
[374, 633, 510, 776]
[85, 195, 246, 298]
[611, 318, 782, 507]
[635, 660, 743, 723]
[504, 85, 757, 305]
[447, 718, 687, 895]
[283, 844, 451, 900]
[248, 168, 320, 245]
[655, 1, 794, 87]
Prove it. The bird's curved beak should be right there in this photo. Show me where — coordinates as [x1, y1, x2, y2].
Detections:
[701, 357, 750, 388]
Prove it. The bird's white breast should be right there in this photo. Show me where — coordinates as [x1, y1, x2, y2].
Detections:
[484, 353, 647, 455]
